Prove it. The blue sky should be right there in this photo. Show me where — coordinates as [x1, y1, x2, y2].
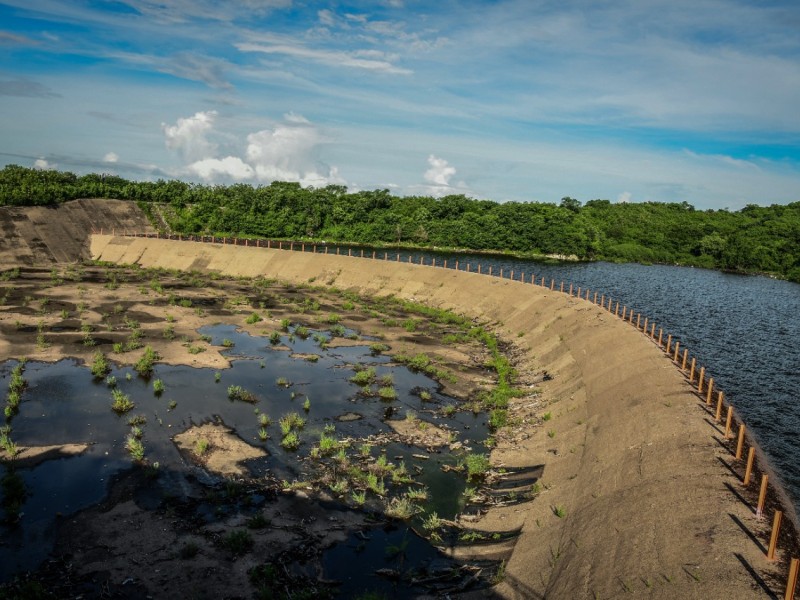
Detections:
[1, 0, 799, 209]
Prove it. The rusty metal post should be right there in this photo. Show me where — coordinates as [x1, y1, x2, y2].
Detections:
[673, 341, 680, 362]
[735, 424, 746, 460]
[666, 334, 672, 354]
[757, 475, 769, 517]
[715, 391, 725, 421]
[698, 367, 705, 393]
[689, 358, 696, 382]
[784, 558, 799, 600]
[744, 447, 756, 485]
[767, 511, 783, 560]
[643, 317, 648, 333]
[682, 349, 688, 371]
[724, 406, 734, 439]
[636, 313, 641, 329]
[706, 378, 714, 405]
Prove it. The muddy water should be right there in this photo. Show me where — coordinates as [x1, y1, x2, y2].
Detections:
[0, 324, 488, 583]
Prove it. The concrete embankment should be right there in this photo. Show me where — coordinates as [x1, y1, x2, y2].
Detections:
[92, 234, 795, 599]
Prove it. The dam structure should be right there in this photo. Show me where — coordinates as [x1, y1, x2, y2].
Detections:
[90, 232, 800, 599]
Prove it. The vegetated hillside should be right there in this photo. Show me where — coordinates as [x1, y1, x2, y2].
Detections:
[0, 198, 154, 265]
[2, 164, 799, 281]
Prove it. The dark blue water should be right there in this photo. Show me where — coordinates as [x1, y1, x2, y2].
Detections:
[0, 324, 487, 581]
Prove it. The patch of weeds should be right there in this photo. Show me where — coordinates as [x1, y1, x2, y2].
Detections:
[168, 399, 177, 410]
[553, 504, 566, 518]
[162, 324, 175, 340]
[245, 312, 262, 324]
[152, 379, 165, 395]
[194, 438, 210, 456]
[221, 338, 234, 348]
[547, 429, 556, 438]
[227, 385, 257, 403]
[258, 413, 271, 427]
[276, 377, 292, 388]
[279, 318, 291, 331]
[214, 371, 221, 382]
[489, 408, 508, 430]
[111, 389, 135, 414]
[134, 346, 159, 377]
[269, 331, 281, 345]
[222, 529, 254, 556]
[441, 404, 456, 417]
[280, 430, 300, 450]
[378, 386, 397, 401]
[302, 397, 311, 412]
[350, 367, 376, 386]
[385, 496, 419, 520]
[90, 351, 110, 379]
[542, 412, 552, 421]
[125, 435, 145, 461]
[463, 453, 491, 482]
[369, 342, 389, 355]
[246, 513, 270, 529]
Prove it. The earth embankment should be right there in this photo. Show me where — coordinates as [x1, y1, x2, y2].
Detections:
[0, 199, 154, 266]
[91, 234, 795, 599]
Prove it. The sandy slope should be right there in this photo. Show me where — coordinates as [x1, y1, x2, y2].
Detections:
[90, 234, 798, 599]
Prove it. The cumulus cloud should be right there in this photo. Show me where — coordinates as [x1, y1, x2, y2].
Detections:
[164, 110, 344, 186]
[617, 191, 632, 203]
[162, 111, 218, 162]
[189, 156, 255, 181]
[33, 158, 53, 169]
[424, 154, 456, 186]
[103, 152, 119, 163]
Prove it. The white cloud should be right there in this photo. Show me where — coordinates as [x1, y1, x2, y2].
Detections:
[103, 152, 119, 163]
[617, 191, 632, 203]
[424, 154, 456, 186]
[118, 0, 291, 23]
[162, 111, 218, 162]
[236, 42, 412, 75]
[163, 110, 344, 186]
[33, 158, 52, 169]
[317, 9, 335, 27]
[189, 156, 255, 181]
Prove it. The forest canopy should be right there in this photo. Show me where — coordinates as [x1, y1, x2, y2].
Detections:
[2, 164, 799, 282]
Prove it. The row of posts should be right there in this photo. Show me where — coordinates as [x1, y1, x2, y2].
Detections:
[108, 229, 799, 599]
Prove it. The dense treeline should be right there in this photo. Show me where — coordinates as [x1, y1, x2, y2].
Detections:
[2, 164, 800, 282]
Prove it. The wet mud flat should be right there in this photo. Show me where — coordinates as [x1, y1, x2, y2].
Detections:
[0, 265, 542, 599]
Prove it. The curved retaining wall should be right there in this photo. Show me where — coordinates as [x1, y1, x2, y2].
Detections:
[91, 234, 799, 599]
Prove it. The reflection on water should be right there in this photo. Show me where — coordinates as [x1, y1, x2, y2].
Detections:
[0, 324, 487, 581]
